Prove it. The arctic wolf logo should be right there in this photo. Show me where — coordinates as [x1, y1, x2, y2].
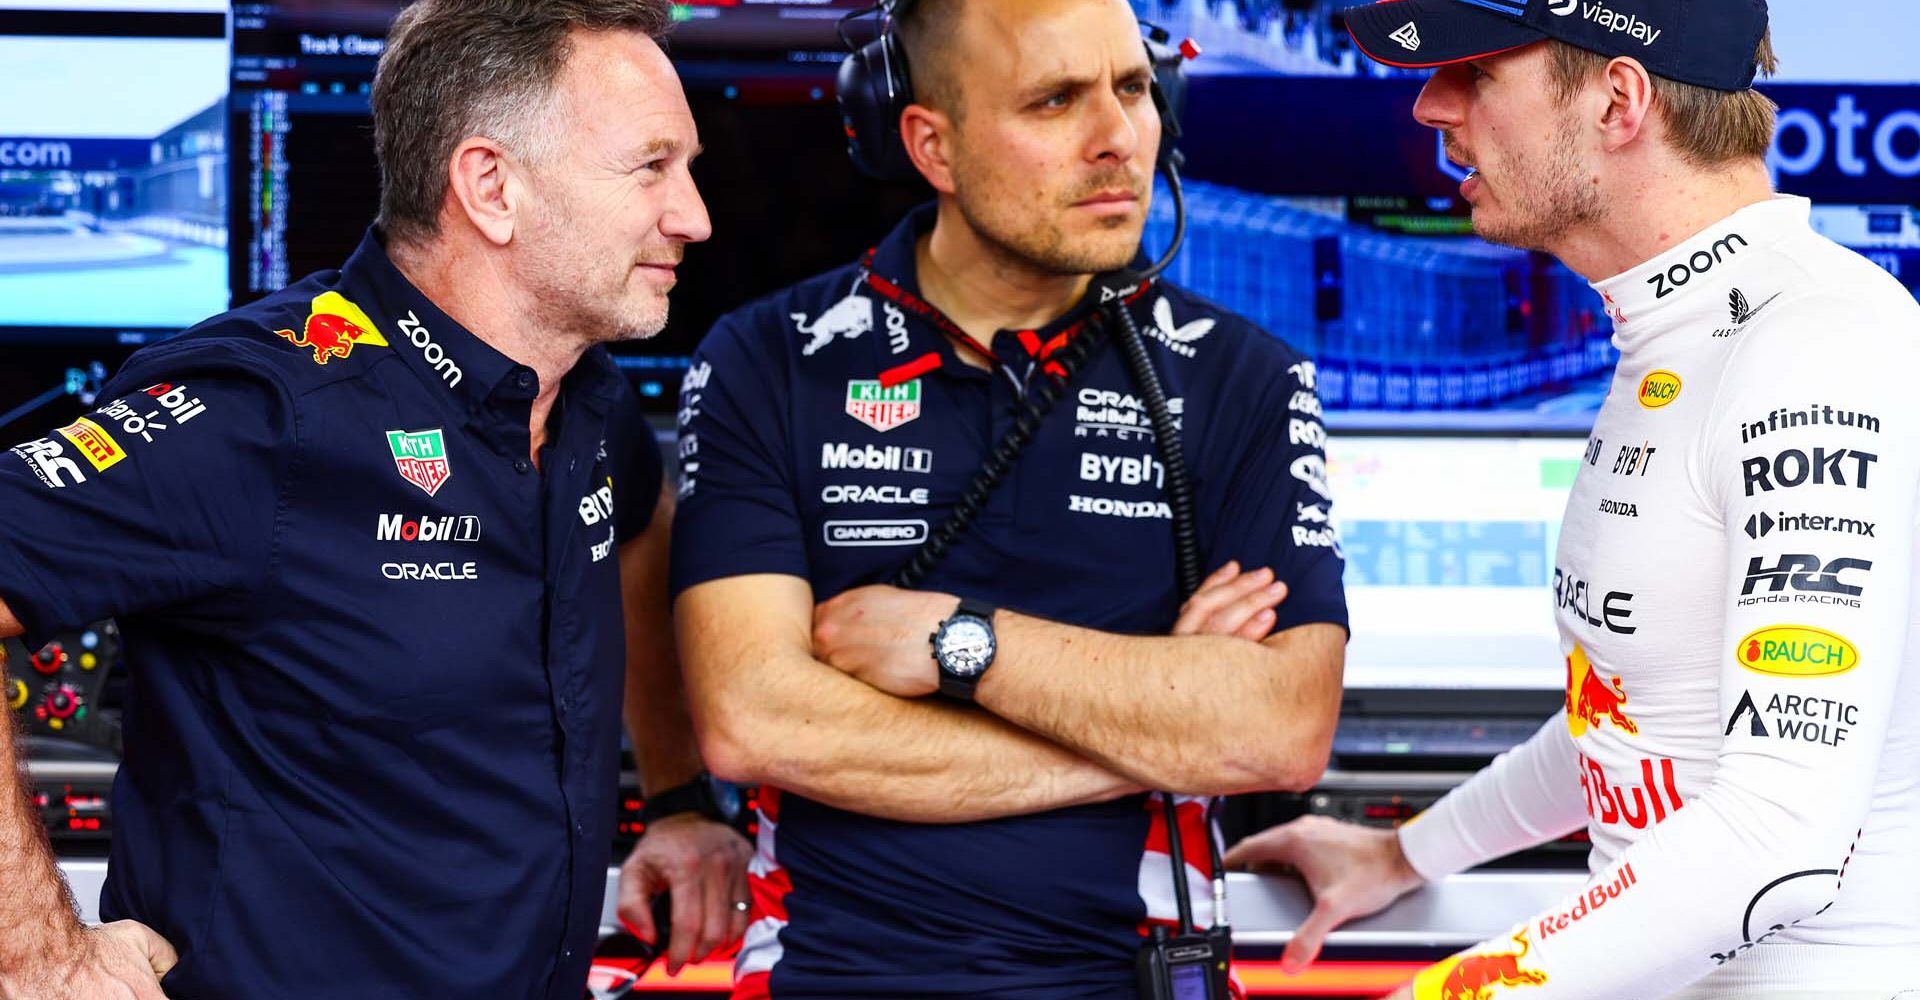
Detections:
[794, 292, 874, 357]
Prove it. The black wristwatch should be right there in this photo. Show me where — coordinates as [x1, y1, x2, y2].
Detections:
[931, 597, 998, 701]
[638, 772, 739, 827]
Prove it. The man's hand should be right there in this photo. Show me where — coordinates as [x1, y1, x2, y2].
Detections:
[616, 813, 754, 975]
[811, 585, 956, 699]
[813, 565, 1290, 700]
[1222, 815, 1426, 973]
[1173, 562, 1289, 641]
[4, 920, 177, 1000]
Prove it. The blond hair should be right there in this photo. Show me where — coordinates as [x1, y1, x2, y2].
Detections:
[1547, 33, 1779, 167]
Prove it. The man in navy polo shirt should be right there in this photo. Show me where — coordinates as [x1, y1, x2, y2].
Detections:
[671, 0, 1350, 996]
[0, 3, 749, 998]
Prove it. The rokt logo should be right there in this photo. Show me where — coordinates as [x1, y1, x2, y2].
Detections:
[1741, 447, 1878, 496]
[1737, 625, 1859, 677]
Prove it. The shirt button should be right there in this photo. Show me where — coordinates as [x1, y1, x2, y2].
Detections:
[576, 823, 585, 837]
[514, 459, 530, 474]
[516, 371, 533, 389]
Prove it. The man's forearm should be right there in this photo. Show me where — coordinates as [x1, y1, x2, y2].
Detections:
[974, 616, 1346, 795]
[693, 649, 1139, 823]
[0, 709, 84, 977]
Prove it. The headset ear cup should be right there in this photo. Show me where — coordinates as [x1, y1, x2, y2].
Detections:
[836, 33, 920, 182]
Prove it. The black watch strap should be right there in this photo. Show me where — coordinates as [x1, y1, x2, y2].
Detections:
[638, 774, 724, 826]
[956, 597, 997, 621]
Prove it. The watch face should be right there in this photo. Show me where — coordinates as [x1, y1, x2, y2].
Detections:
[938, 617, 995, 677]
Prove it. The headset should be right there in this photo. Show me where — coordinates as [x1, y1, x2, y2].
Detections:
[837, 6, 1226, 998]
[836, 0, 1193, 182]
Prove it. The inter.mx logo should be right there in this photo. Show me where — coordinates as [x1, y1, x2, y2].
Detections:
[1744, 511, 1876, 540]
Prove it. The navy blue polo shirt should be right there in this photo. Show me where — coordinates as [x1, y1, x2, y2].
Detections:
[0, 230, 660, 1000]
[672, 204, 1347, 999]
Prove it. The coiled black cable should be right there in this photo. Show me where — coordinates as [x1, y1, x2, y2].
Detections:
[892, 322, 1108, 589]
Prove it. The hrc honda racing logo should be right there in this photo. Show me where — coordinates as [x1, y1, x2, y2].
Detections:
[9, 382, 209, 489]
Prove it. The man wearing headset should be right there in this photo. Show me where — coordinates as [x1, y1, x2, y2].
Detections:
[667, 0, 1348, 996]
[1227, 1, 1920, 998]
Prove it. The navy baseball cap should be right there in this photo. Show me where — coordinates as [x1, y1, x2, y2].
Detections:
[1345, 0, 1769, 92]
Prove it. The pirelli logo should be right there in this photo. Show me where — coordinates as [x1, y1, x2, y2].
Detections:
[55, 417, 125, 472]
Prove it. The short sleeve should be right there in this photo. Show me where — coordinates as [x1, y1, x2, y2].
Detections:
[0, 370, 289, 647]
[668, 314, 808, 596]
[1198, 353, 1349, 634]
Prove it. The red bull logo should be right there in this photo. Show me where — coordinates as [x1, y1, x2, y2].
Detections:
[275, 291, 390, 366]
[1413, 928, 1549, 1000]
[1565, 645, 1638, 738]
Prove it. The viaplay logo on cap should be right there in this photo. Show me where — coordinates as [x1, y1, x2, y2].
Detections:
[1546, 0, 1665, 47]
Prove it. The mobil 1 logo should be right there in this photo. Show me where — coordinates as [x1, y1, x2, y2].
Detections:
[821, 441, 932, 474]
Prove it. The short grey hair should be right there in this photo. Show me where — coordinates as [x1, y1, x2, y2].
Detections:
[371, 0, 674, 247]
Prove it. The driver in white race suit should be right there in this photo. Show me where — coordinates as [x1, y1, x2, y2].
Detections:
[1225, 1, 1920, 998]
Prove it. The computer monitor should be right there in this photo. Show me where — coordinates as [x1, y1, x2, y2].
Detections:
[0, 2, 229, 346]
[1327, 433, 1583, 692]
[227, 0, 931, 408]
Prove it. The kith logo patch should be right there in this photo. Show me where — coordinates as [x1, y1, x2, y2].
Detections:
[845, 379, 922, 433]
[385, 428, 451, 497]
